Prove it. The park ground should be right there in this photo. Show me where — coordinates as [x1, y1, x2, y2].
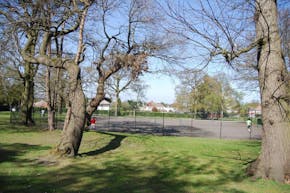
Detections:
[0, 112, 290, 193]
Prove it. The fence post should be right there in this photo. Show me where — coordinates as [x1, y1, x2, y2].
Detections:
[219, 111, 223, 139]
[162, 112, 165, 135]
[108, 109, 110, 130]
[10, 110, 12, 123]
[191, 113, 194, 136]
[191, 113, 193, 128]
[134, 109, 136, 129]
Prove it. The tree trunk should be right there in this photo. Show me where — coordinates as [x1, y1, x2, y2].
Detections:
[117, 97, 121, 116]
[47, 109, 55, 131]
[251, 0, 290, 183]
[115, 92, 121, 117]
[45, 38, 57, 131]
[57, 65, 86, 156]
[46, 67, 56, 131]
[20, 62, 35, 125]
[56, 68, 65, 114]
[55, 2, 92, 156]
[86, 78, 106, 125]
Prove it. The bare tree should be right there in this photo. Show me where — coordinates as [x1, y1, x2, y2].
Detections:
[251, 0, 289, 182]
[130, 78, 149, 106]
[45, 25, 67, 131]
[1, 0, 94, 156]
[0, 28, 23, 109]
[231, 2, 289, 97]
[1, 0, 167, 156]
[0, 1, 41, 125]
[106, 70, 137, 116]
[85, 0, 163, 123]
[279, 7, 290, 69]
[166, 0, 289, 182]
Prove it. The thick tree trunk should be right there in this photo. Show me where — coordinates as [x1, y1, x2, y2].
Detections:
[57, 65, 86, 156]
[86, 78, 106, 125]
[20, 63, 35, 125]
[55, 2, 92, 156]
[251, 0, 290, 183]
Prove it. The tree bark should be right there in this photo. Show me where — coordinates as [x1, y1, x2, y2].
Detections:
[57, 65, 86, 157]
[46, 65, 56, 131]
[251, 0, 290, 183]
[47, 108, 55, 130]
[54, 2, 93, 156]
[115, 92, 121, 117]
[86, 78, 106, 125]
[20, 62, 36, 125]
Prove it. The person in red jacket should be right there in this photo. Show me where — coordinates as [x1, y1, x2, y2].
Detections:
[90, 117, 96, 130]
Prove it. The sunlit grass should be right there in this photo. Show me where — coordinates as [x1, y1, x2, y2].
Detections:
[0, 112, 289, 193]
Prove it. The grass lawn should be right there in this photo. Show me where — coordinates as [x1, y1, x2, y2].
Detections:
[0, 112, 289, 193]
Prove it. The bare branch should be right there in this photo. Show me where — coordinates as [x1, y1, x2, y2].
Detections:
[212, 38, 264, 62]
[75, 4, 90, 64]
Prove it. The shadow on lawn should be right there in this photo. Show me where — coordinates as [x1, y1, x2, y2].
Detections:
[0, 145, 247, 193]
[0, 159, 247, 193]
[0, 143, 51, 163]
[80, 132, 127, 156]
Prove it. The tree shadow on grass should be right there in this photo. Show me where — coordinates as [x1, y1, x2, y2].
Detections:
[80, 132, 127, 156]
[0, 143, 51, 163]
[0, 151, 248, 193]
[0, 135, 254, 193]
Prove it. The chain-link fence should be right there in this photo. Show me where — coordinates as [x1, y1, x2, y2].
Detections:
[8, 109, 262, 139]
[92, 111, 262, 140]
[9, 109, 64, 129]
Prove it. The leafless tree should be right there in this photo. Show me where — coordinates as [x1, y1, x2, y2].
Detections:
[166, 0, 289, 182]
[106, 70, 138, 116]
[279, 7, 290, 69]
[130, 78, 149, 105]
[84, 0, 165, 124]
[1, 0, 94, 156]
[45, 25, 68, 131]
[0, 28, 23, 108]
[1, 2, 38, 124]
[1, 0, 169, 156]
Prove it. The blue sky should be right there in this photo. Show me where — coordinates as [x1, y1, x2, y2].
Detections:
[139, 73, 177, 103]
[119, 71, 178, 104]
[140, 73, 260, 104]
[120, 60, 261, 104]
[82, 0, 262, 105]
[120, 74, 260, 105]
[142, 74, 177, 104]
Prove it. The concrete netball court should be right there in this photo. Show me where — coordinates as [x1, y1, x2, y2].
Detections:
[93, 116, 262, 140]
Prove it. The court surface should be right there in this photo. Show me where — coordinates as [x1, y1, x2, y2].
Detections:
[93, 116, 262, 140]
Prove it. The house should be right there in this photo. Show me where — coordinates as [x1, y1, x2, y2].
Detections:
[33, 100, 48, 108]
[140, 101, 176, 112]
[248, 105, 262, 118]
[97, 100, 111, 111]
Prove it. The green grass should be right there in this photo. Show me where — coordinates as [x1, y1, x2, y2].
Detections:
[0, 112, 289, 193]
